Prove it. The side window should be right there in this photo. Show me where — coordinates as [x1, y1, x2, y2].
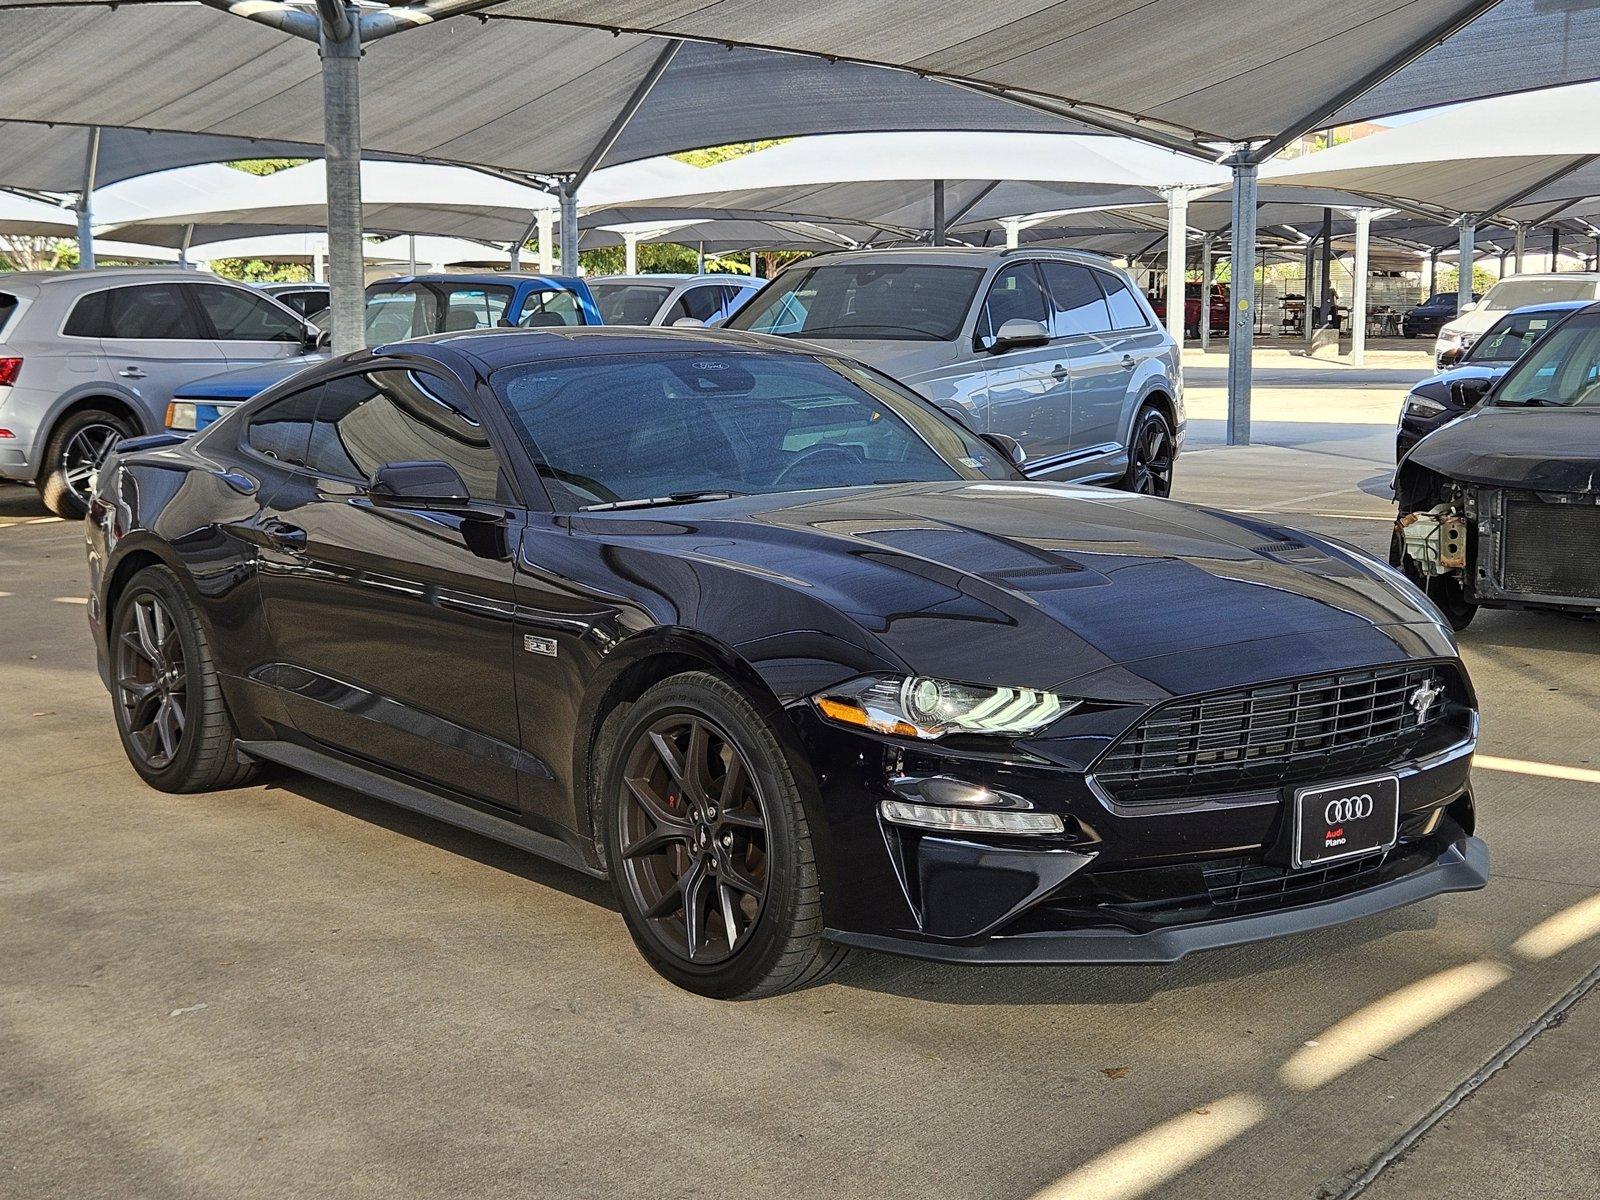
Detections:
[304, 370, 507, 502]
[243, 386, 322, 467]
[977, 264, 1050, 344]
[66, 285, 203, 340]
[675, 286, 735, 324]
[192, 285, 306, 342]
[1039, 262, 1113, 337]
[439, 287, 510, 333]
[1097, 271, 1150, 331]
[516, 288, 581, 328]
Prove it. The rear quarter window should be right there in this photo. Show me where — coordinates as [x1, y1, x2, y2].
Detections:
[0, 292, 17, 336]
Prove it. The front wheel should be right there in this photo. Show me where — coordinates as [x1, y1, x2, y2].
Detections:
[1390, 531, 1477, 631]
[1120, 405, 1176, 497]
[600, 671, 849, 999]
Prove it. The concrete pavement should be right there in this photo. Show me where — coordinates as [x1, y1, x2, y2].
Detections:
[4, 359, 1600, 1200]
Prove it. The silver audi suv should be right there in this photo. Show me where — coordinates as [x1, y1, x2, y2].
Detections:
[726, 248, 1184, 493]
[0, 269, 317, 515]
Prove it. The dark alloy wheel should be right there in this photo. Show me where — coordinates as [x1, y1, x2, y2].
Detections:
[116, 590, 188, 769]
[40, 408, 132, 518]
[109, 566, 257, 792]
[1122, 406, 1175, 497]
[617, 712, 771, 965]
[601, 671, 850, 998]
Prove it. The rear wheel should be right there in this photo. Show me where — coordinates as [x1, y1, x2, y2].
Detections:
[1120, 405, 1175, 497]
[40, 407, 133, 519]
[110, 565, 256, 792]
[600, 671, 849, 999]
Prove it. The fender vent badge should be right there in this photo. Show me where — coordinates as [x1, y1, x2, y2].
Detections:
[523, 634, 558, 657]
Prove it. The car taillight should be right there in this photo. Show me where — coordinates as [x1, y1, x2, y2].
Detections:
[0, 357, 20, 386]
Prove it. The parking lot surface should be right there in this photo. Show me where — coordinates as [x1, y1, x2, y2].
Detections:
[5, 348, 1599, 1199]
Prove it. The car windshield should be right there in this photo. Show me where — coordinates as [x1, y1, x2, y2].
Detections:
[493, 349, 1018, 509]
[1492, 310, 1600, 408]
[1481, 278, 1599, 312]
[1465, 309, 1569, 363]
[728, 263, 984, 342]
[590, 282, 673, 324]
[364, 281, 515, 341]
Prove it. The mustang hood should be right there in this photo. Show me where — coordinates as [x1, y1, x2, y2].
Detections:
[648, 482, 1452, 701]
[1405, 406, 1600, 493]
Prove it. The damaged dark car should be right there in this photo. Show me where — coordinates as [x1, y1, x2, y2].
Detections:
[1393, 302, 1600, 629]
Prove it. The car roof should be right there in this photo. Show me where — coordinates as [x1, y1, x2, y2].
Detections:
[590, 274, 763, 286]
[1, 268, 248, 290]
[374, 325, 820, 372]
[1503, 299, 1593, 315]
[369, 272, 584, 289]
[789, 245, 1118, 271]
[1489, 273, 1600, 284]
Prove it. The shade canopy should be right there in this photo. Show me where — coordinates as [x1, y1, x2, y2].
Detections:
[578, 132, 1229, 234]
[367, 235, 512, 268]
[188, 232, 403, 265]
[1265, 83, 1600, 219]
[0, 190, 78, 238]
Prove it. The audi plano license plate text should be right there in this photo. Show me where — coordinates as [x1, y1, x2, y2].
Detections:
[1293, 774, 1400, 868]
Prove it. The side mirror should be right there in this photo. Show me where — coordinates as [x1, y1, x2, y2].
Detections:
[1458, 301, 1477, 314]
[1450, 376, 1493, 409]
[1438, 346, 1465, 368]
[370, 460, 472, 509]
[313, 327, 332, 351]
[980, 432, 1027, 467]
[986, 318, 1050, 354]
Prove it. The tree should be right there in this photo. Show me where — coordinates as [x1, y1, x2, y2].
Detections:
[228, 158, 308, 176]
[0, 235, 68, 272]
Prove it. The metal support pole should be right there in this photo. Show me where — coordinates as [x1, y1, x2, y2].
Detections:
[1428, 248, 1438, 298]
[1163, 187, 1189, 348]
[1303, 238, 1318, 352]
[408, 233, 417, 275]
[1551, 226, 1561, 272]
[1318, 207, 1334, 329]
[749, 250, 758, 276]
[179, 224, 195, 269]
[1457, 217, 1476, 314]
[1351, 208, 1373, 366]
[1513, 224, 1526, 273]
[696, 241, 705, 273]
[75, 126, 100, 270]
[1226, 153, 1259, 447]
[1498, 248, 1508, 276]
[623, 230, 640, 275]
[931, 181, 947, 247]
[557, 186, 579, 275]
[1002, 219, 1021, 249]
[537, 210, 555, 275]
[1200, 234, 1214, 351]
[320, 8, 365, 354]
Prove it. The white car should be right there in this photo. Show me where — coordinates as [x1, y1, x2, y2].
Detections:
[587, 274, 764, 327]
[1434, 273, 1600, 368]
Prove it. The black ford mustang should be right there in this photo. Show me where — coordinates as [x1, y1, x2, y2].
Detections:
[86, 327, 1487, 998]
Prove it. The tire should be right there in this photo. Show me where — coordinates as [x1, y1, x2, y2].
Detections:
[1120, 404, 1176, 497]
[599, 670, 850, 999]
[39, 407, 134, 519]
[109, 565, 257, 793]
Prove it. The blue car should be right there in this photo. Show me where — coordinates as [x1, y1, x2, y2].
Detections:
[166, 273, 600, 432]
[1395, 300, 1587, 460]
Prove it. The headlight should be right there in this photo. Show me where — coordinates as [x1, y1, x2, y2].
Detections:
[1404, 393, 1446, 417]
[812, 675, 1077, 739]
[165, 401, 198, 432]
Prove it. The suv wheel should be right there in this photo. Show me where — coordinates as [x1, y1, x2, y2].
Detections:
[600, 671, 850, 999]
[1120, 405, 1175, 497]
[110, 565, 257, 792]
[40, 408, 133, 519]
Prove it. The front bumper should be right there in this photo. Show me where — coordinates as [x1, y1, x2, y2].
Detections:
[828, 835, 1488, 963]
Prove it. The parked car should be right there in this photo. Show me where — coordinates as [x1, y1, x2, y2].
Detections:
[1151, 280, 1229, 338]
[165, 272, 599, 432]
[1434, 273, 1600, 367]
[89, 326, 1486, 998]
[726, 248, 1184, 494]
[588, 273, 764, 327]
[0, 268, 319, 516]
[260, 282, 331, 323]
[1394, 301, 1600, 628]
[1396, 300, 1587, 459]
[1402, 292, 1476, 340]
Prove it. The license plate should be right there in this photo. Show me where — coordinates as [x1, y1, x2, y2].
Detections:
[1293, 774, 1400, 868]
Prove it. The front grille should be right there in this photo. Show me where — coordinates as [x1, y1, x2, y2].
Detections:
[1202, 849, 1392, 911]
[1093, 663, 1452, 807]
[1502, 498, 1600, 600]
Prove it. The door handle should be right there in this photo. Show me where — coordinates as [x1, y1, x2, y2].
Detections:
[118, 366, 147, 379]
[260, 518, 307, 553]
[1051, 363, 1069, 380]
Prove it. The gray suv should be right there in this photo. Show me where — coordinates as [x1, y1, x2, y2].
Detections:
[0, 269, 316, 516]
[588, 273, 764, 327]
[727, 248, 1183, 493]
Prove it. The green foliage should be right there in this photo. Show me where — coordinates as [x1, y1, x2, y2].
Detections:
[210, 258, 312, 284]
[672, 140, 786, 168]
[579, 241, 757, 277]
[1436, 265, 1497, 296]
[227, 158, 308, 176]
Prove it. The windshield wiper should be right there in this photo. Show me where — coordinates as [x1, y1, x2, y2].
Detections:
[1500, 396, 1565, 407]
[580, 490, 747, 512]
